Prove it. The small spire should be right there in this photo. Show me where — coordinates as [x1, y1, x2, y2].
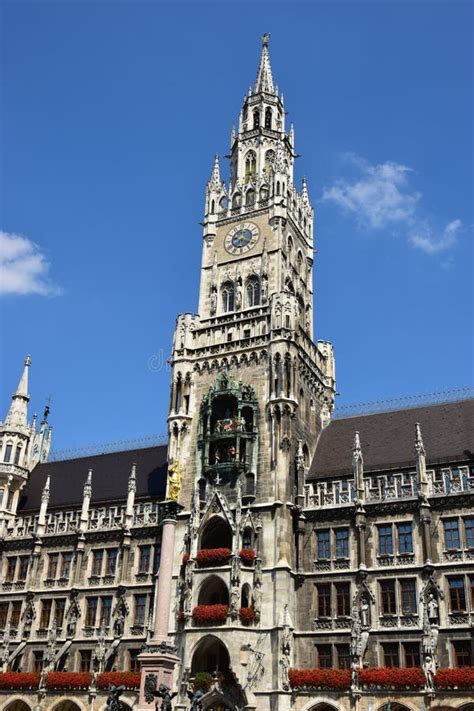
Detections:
[208, 154, 222, 191]
[128, 463, 137, 494]
[415, 422, 425, 455]
[5, 355, 31, 427]
[353, 431, 362, 458]
[41, 475, 51, 504]
[83, 469, 92, 498]
[254, 33, 275, 94]
[301, 176, 309, 204]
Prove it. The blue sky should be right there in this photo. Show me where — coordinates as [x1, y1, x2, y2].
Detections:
[1, 1, 472, 454]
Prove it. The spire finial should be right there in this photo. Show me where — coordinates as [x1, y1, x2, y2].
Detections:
[415, 422, 425, 455]
[208, 154, 222, 191]
[25, 354, 31, 367]
[254, 34, 275, 94]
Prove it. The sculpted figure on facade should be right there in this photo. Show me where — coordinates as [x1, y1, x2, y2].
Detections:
[167, 460, 183, 502]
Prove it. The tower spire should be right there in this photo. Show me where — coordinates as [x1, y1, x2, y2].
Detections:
[254, 33, 275, 94]
[209, 154, 222, 191]
[4, 355, 31, 428]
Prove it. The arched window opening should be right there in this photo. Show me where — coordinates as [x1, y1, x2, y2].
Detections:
[245, 189, 256, 207]
[219, 195, 228, 212]
[210, 199, 215, 214]
[242, 528, 253, 550]
[284, 356, 292, 398]
[274, 357, 281, 397]
[51, 701, 83, 711]
[285, 279, 295, 295]
[244, 472, 256, 499]
[191, 635, 231, 677]
[221, 282, 235, 313]
[243, 104, 248, 121]
[298, 209, 302, 222]
[241, 584, 251, 608]
[198, 575, 230, 606]
[200, 517, 233, 551]
[253, 110, 260, 129]
[285, 314, 291, 329]
[232, 193, 242, 209]
[260, 185, 269, 202]
[241, 406, 254, 433]
[174, 375, 182, 413]
[245, 151, 256, 183]
[264, 150, 275, 176]
[4, 702, 32, 711]
[299, 388, 305, 417]
[287, 235, 293, 259]
[4, 443, 12, 463]
[14, 446, 22, 466]
[276, 181, 281, 196]
[303, 444, 309, 468]
[198, 478, 207, 502]
[210, 394, 238, 432]
[297, 251, 303, 275]
[265, 107, 272, 129]
[247, 277, 260, 307]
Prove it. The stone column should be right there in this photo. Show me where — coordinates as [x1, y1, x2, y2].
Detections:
[138, 501, 182, 710]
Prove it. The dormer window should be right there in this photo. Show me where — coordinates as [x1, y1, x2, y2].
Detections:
[265, 107, 272, 129]
[222, 282, 235, 313]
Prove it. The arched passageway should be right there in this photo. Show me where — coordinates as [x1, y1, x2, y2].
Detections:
[200, 516, 233, 550]
[52, 702, 82, 711]
[309, 705, 339, 711]
[4, 702, 32, 711]
[377, 705, 412, 711]
[191, 635, 231, 676]
[198, 575, 229, 606]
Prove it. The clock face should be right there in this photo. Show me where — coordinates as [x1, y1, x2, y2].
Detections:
[224, 222, 259, 255]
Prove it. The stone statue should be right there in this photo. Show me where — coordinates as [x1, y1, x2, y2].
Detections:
[423, 655, 436, 690]
[106, 684, 125, 711]
[235, 283, 242, 310]
[167, 461, 183, 502]
[155, 683, 177, 711]
[252, 584, 262, 621]
[261, 275, 268, 303]
[427, 593, 439, 623]
[360, 597, 370, 628]
[187, 688, 204, 710]
[113, 611, 125, 638]
[210, 289, 217, 315]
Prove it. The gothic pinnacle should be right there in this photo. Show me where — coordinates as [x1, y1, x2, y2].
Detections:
[5, 354, 31, 427]
[254, 33, 275, 94]
[415, 422, 425, 455]
[209, 154, 222, 191]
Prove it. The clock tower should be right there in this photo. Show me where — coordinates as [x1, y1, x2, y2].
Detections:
[167, 35, 335, 710]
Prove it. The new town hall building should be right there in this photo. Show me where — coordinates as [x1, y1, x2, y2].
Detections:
[0, 36, 473, 711]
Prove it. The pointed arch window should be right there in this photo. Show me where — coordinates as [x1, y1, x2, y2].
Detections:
[245, 189, 255, 207]
[247, 277, 260, 307]
[253, 110, 260, 129]
[297, 251, 304, 276]
[221, 282, 235, 313]
[245, 151, 256, 184]
[264, 149, 275, 176]
[4, 443, 12, 463]
[14, 446, 22, 465]
[265, 107, 272, 129]
[232, 193, 242, 209]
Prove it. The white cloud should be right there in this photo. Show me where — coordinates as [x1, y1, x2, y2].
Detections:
[322, 154, 462, 255]
[0, 231, 61, 296]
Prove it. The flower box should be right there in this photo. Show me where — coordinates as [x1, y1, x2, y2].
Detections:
[46, 672, 93, 690]
[0, 672, 40, 690]
[435, 667, 474, 689]
[239, 607, 256, 624]
[239, 548, 256, 564]
[195, 548, 232, 567]
[192, 604, 228, 624]
[359, 667, 425, 689]
[97, 672, 141, 689]
[288, 668, 351, 690]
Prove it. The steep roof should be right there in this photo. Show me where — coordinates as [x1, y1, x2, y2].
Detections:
[18, 445, 168, 512]
[309, 399, 474, 480]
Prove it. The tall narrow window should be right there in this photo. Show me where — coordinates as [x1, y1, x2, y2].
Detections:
[10, 601, 21, 628]
[337, 644, 350, 669]
[134, 594, 147, 625]
[221, 282, 235, 313]
[4, 444, 12, 463]
[397, 523, 413, 554]
[91, 550, 103, 577]
[378, 525, 394, 556]
[80, 650, 92, 672]
[85, 597, 98, 627]
[336, 583, 350, 617]
[0, 603, 7, 629]
[245, 151, 256, 183]
[33, 651, 44, 673]
[404, 642, 421, 667]
[247, 277, 260, 307]
[316, 644, 332, 669]
[317, 584, 331, 617]
[5, 557, 16, 582]
[317, 530, 330, 560]
[465, 518, 474, 548]
[335, 529, 349, 559]
[400, 578, 417, 615]
[48, 553, 59, 579]
[264, 149, 275, 175]
[60, 552, 73, 579]
[129, 649, 141, 672]
[245, 189, 255, 207]
[54, 599, 66, 627]
[40, 600, 52, 628]
[139, 545, 151, 574]
[14, 446, 22, 465]
[448, 577, 466, 611]
[252, 110, 260, 129]
[105, 549, 118, 576]
[264, 107, 272, 129]
[453, 641, 472, 667]
[380, 580, 397, 615]
[444, 520, 461, 549]
[18, 556, 29, 582]
[100, 596, 113, 626]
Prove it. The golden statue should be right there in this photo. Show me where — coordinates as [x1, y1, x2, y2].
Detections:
[167, 460, 183, 502]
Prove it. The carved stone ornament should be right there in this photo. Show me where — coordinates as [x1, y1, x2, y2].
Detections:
[144, 673, 158, 703]
[146, 640, 178, 656]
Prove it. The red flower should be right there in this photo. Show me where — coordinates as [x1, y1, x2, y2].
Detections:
[97, 672, 141, 689]
[192, 604, 228, 624]
[46, 672, 93, 689]
[182, 553, 190, 565]
[435, 667, 474, 689]
[195, 548, 232, 567]
[239, 548, 256, 564]
[239, 607, 256, 624]
[359, 667, 425, 689]
[176, 611, 185, 622]
[288, 668, 351, 690]
[0, 672, 40, 689]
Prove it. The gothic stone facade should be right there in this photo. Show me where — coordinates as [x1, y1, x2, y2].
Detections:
[0, 35, 473, 711]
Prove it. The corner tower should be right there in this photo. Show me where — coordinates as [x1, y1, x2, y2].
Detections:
[168, 36, 335, 710]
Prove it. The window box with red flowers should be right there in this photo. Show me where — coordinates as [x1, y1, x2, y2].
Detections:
[46, 672, 93, 690]
[239, 607, 256, 625]
[97, 672, 141, 689]
[239, 548, 256, 565]
[434, 667, 474, 690]
[195, 548, 232, 568]
[192, 604, 228, 625]
[288, 668, 351, 690]
[0, 672, 40, 690]
[359, 667, 425, 690]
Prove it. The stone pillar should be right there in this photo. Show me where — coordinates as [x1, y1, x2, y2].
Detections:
[138, 501, 182, 710]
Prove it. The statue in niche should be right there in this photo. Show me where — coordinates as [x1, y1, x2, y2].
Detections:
[210, 289, 217, 315]
[167, 460, 183, 502]
[423, 654, 436, 690]
[113, 611, 125, 638]
[427, 593, 439, 623]
[261, 275, 268, 303]
[235, 283, 242, 310]
[360, 596, 370, 628]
